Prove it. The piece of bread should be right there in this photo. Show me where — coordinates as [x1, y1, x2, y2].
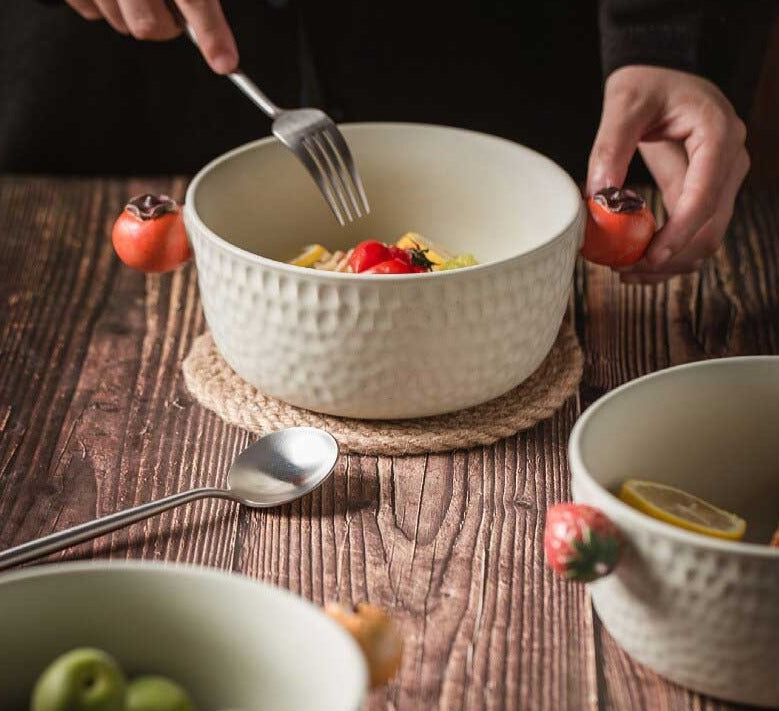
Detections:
[325, 602, 403, 687]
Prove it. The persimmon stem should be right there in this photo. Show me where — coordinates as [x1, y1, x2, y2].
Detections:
[125, 193, 179, 220]
[592, 187, 645, 213]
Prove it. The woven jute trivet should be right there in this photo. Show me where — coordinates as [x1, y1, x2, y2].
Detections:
[183, 321, 583, 455]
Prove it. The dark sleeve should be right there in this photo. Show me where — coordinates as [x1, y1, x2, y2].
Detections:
[598, 0, 779, 116]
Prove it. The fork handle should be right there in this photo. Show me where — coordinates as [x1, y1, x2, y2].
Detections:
[226, 70, 282, 119]
[179, 23, 283, 120]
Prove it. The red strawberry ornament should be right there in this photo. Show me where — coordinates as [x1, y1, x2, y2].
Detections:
[544, 503, 621, 582]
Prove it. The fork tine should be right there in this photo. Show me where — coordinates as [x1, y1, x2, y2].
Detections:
[314, 131, 363, 219]
[290, 138, 346, 225]
[303, 136, 355, 223]
[322, 125, 370, 215]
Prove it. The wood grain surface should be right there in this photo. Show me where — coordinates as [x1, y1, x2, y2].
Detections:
[1, 176, 776, 710]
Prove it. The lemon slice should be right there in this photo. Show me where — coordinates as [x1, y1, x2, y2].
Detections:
[395, 233, 451, 266]
[289, 244, 329, 268]
[619, 479, 746, 541]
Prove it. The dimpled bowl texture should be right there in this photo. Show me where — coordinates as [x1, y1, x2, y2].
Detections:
[0, 562, 367, 711]
[184, 123, 584, 419]
[570, 357, 779, 708]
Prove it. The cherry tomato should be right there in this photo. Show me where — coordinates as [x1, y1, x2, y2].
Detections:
[348, 240, 392, 273]
[112, 194, 192, 273]
[387, 245, 434, 272]
[386, 245, 411, 264]
[363, 258, 414, 274]
[582, 187, 656, 267]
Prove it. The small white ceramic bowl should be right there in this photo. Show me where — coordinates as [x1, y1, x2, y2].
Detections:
[0, 562, 366, 710]
[184, 123, 584, 419]
[570, 357, 779, 708]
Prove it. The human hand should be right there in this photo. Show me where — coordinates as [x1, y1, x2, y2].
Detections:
[587, 65, 750, 283]
[65, 0, 239, 74]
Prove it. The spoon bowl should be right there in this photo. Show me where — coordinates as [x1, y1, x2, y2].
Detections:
[228, 427, 339, 506]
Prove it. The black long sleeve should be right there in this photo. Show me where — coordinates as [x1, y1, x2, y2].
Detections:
[599, 0, 779, 116]
[5, 1, 776, 176]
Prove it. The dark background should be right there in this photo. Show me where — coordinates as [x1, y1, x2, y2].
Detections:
[0, 0, 623, 180]
[0, 0, 776, 182]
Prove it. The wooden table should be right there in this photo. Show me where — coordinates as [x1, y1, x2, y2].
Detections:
[1, 176, 777, 710]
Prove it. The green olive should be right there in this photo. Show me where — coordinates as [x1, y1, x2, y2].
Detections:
[125, 676, 196, 711]
[31, 648, 126, 711]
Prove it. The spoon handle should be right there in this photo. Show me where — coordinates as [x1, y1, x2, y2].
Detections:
[0, 487, 233, 572]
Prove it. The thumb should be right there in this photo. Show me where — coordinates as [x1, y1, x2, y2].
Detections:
[586, 88, 655, 196]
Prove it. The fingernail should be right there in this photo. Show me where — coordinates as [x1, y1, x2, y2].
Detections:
[212, 52, 238, 74]
[585, 169, 603, 197]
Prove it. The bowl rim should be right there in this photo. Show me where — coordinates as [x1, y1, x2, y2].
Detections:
[569, 355, 779, 559]
[0, 559, 369, 694]
[183, 121, 584, 282]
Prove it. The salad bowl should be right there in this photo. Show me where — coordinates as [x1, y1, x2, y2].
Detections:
[183, 123, 584, 419]
[570, 356, 779, 708]
[0, 561, 367, 710]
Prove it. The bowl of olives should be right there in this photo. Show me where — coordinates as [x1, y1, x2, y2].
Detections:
[0, 561, 367, 711]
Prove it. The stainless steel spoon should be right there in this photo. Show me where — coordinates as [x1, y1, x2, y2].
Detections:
[0, 427, 338, 572]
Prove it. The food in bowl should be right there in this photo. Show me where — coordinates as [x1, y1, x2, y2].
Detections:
[31, 648, 126, 711]
[30, 647, 229, 711]
[182, 123, 584, 419]
[288, 233, 478, 274]
[617, 479, 779, 545]
[618, 479, 747, 541]
[125, 675, 199, 711]
[1, 563, 368, 711]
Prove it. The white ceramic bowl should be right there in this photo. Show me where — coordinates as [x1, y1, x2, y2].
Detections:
[184, 123, 584, 419]
[0, 562, 367, 710]
[570, 357, 779, 708]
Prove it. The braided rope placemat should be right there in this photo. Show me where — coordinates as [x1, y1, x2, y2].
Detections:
[183, 321, 583, 455]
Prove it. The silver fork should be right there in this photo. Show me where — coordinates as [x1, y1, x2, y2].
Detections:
[184, 28, 369, 225]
